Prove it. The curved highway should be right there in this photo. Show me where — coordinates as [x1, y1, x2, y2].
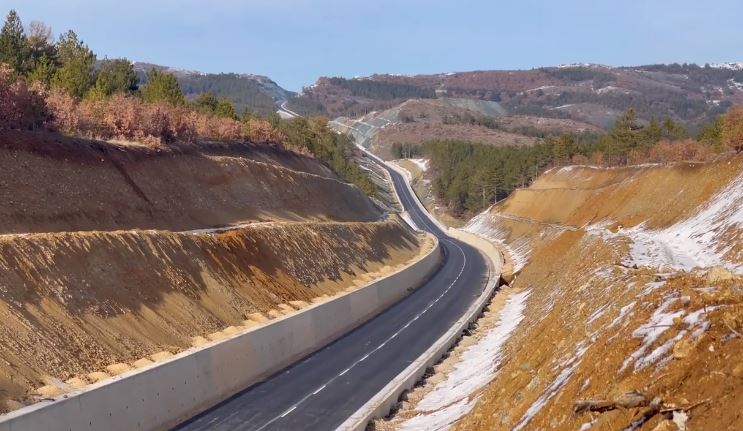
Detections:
[175, 158, 491, 430]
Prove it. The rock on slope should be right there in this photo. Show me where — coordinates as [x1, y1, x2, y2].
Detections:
[394, 155, 743, 430]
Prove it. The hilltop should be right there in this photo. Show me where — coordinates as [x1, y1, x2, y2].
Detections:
[291, 63, 743, 130]
[131, 62, 295, 114]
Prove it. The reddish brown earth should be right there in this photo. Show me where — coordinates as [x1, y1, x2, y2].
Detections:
[451, 156, 743, 430]
[379, 155, 743, 430]
[371, 123, 537, 159]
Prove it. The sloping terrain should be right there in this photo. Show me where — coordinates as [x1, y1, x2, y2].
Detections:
[0, 219, 422, 413]
[0, 130, 379, 234]
[132, 62, 292, 114]
[384, 155, 743, 430]
[0, 131, 424, 414]
[293, 64, 743, 128]
[371, 124, 537, 159]
[331, 96, 602, 161]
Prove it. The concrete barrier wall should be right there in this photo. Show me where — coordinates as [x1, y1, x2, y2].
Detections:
[448, 227, 506, 277]
[338, 163, 506, 431]
[339, 230, 502, 431]
[0, 234, 441, 431]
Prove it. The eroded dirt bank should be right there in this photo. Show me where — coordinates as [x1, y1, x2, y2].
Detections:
[0, 131, 423, 414]
[0, 130, 379, 234]
[0, 219, 422, 412]
[389, 156, 743, 430]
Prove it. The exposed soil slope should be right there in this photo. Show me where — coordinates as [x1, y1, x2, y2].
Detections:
[333, 98, 600, 162]
[387, 155, 743, 430]
[0, 131, 424, 415]
[0, 219, 422, 413]
[0, 130, 379, 234]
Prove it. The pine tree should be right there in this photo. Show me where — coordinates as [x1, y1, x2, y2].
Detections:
[194, 92, 218, 113]
[26, 20, 56, 81]
[52, 30, 95, 98]
[140, 69, 185, 106]
[604, 108, 638, 158]
[698, 116, 724, 151]
[214, 97, 237, 119]
[0, 10, 29, 74]
[661, 117, 687, 139]
[92, 58, 137, 96]
[638, 117, 662, 148]
[27, 55, 55, 84]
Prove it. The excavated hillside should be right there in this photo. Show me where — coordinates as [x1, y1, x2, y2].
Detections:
[0, 130, 379, 234]
[0, 131, 424, 414]
[383, 155, 743, 430]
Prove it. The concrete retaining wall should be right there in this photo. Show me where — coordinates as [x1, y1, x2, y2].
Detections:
[338, 230, 501, 431]
[448, 228, 506, 278]
[338, 162, 505, 431]
[0, 233, 441, 431]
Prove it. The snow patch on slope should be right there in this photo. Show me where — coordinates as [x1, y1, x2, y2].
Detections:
[589, 171, 743, 274]
[465, 208, 530, 271]
[399, 290, 531, 430]
[621, 289, 720, 371]
[513, 342, 590, 431]
[711, 62, 743, 71]
[409, 158, 430, 172]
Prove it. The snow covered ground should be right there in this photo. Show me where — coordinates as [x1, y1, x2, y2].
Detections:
[464, 208, 531, 272]
[399, 290, 531, 431]
[589, 171, 743, 274]
[409, 158, 430, 172]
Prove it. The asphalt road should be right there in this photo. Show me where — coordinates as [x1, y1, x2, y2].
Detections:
[175, 159, 490, 430]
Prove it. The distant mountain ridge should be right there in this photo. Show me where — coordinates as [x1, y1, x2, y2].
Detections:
[289, 62, 743, 129]
[127, 61, 743, 127]
[132, 62, 294, 114]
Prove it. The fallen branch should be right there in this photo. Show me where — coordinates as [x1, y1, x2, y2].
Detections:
[660, 398, 710, 414]
[576, 391, 709, 431]
[623, 397, 663, 431]
[723, 320, 742, 339]
[574, 390, 649, 414]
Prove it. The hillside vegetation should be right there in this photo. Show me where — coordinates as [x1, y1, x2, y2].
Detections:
[0, 9, 379, 196]
[293, 65, 743, 128]
[389, 106, 742, 218]
[133, 63, 291, 114]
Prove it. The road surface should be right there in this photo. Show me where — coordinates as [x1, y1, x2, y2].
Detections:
[175, 159, 491, 430]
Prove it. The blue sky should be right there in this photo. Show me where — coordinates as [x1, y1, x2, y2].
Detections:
[9, 0, 743, 90]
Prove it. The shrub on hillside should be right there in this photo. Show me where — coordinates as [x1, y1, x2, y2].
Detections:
[722, 106, 743, 153]
[647, 139, 713, 163]
[44, 87, 79, 132]
[0, 63, 47, 129]
[40, 89, 284, 146]
[246, 117, 284, 144]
